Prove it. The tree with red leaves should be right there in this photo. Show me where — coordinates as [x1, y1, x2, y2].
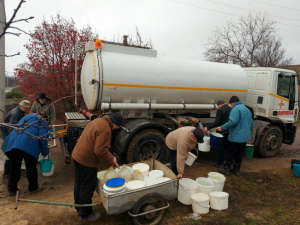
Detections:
[15, 13, 98, 116]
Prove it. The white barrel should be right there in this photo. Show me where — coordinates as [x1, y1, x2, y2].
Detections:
[81, 43, 248, 111]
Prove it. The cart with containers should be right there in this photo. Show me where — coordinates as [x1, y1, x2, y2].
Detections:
[97, 159, 178, 225]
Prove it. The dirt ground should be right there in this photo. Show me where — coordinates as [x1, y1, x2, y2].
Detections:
[0, 128, 300, 225]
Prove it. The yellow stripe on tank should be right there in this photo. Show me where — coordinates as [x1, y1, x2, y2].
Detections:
[103, 83, 247, 92]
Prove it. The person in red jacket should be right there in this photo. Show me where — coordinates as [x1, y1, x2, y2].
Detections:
[72, 112, 124, 222]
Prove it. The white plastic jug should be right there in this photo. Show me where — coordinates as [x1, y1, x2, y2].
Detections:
[133, 169, 144, 181]
[104, 166, 118, 183]
[178, 178, 198, 205]
[191, 192, 210, 214]
[118, 165, 132, 182]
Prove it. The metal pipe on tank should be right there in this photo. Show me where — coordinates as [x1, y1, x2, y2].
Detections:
[101, 103, 217, 110]
[79, 109, 98, 120]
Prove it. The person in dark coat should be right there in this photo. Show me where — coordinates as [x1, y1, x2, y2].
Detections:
[1, 100, 31, 180]
[30, 93, 56, 124]
[217, 96, 253, 176]
[204, 99, 232, 167]
[72, 112, 124, 222]
[4, 113, 49, 196]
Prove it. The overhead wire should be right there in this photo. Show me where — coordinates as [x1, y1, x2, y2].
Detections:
[207, 0, 300, 22]
[252, 0, 300, 11]
[169, 0, 300, 28]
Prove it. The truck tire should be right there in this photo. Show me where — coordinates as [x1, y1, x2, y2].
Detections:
[126, 129, 167, 163]
[258, 125, 283, 157]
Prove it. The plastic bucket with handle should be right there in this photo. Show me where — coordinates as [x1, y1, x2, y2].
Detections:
[244, 144, 254, 158]
[39, 157, 53, 173]
[208, 172, 226, 192]
[198, 136, 210, 152]
[191, 192, 210, 214]
[185, 150, 198, 166]
[178, 178, 199, 205]
[209, 132, 223, 148]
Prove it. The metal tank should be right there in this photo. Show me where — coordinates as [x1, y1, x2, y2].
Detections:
[81, 42, 248, 113]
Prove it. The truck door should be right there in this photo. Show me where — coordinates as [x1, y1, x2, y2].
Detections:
[272, 73, 298, 123]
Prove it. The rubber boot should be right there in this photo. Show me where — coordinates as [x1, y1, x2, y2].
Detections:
[218, 163, 230, 176]
[231, 164, 241, 176]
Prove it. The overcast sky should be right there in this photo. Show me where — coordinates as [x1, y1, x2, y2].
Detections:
[4, 0, 300, 75]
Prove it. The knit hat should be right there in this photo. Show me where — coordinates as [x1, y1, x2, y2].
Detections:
[217, 99, 225, 105]
[109, 112, 124, 126]
[193, 128, 204, 143]
[229, 95, 239, 103]
[19, 100, 31, 108]
[39, 93, 47, 99]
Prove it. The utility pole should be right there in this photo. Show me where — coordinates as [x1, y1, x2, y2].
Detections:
[0, 0, 5, 121]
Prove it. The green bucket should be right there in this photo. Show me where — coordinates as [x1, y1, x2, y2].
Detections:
[39, 158, 53, 173]
[244, 144, 254, 158]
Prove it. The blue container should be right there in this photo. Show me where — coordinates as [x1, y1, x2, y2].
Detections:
[293, 164, 300, 177]
[209, 132, 223, 148]
[39, 159, 53, 173]
[106, 177, 125, 188]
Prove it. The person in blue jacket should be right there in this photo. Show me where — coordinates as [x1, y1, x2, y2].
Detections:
[4, 113, 50, 196]
[216, 96, 253, 176]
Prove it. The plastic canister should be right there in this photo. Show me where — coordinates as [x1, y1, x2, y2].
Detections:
[133, 169, 144, 181]
[178, 178, 199, 205]
[209, 191, 229, 211]
[208, 172, 226, 192]
[195, 177, 214, 194]
[104, 166, 118, 183]
[97, 171, 107, 188]
[118, 165, 132, 182]
[191, 193, 210, 214]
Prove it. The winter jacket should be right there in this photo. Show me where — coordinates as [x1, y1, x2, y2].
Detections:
[206, 104, 232, 133]
[221, 102, 253, 143]
[4, 114, 50, 160]
[1, 106, 25, 136]
[72, 116, 115, 168]
[30, 99, 56, 124]
[166, 126, 197, 174]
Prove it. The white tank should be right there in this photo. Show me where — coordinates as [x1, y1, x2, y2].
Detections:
[81, 43, 248, 112]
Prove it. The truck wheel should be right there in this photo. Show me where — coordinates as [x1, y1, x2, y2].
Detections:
[131, 193, 167, 225]
[126, 129, 167, 163]
[258, 125, 283, 157]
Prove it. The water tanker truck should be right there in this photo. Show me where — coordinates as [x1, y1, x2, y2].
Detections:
[62, 40, 298, 163]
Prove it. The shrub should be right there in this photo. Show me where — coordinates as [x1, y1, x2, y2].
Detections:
[5, 89, 24, 98]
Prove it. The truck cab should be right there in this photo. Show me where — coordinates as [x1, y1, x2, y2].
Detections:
[244, 68, 298, 157]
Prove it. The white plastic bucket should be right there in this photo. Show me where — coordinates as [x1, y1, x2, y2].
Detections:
[178, 178, 199, 205]
[191, 193, 210, 214]
[209, 191, 229, 211]
[97, 171, 106, 188]
[198, 136, 210, 152]
[208, 172, 226, 192]
[185, 152, 197, 166]
[195, 177, 215, 194]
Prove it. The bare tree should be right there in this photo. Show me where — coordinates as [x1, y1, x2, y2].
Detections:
[204, 13, 293, 67]
[0, 0, 34, 56]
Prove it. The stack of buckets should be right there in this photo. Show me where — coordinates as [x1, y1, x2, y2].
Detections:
[177, 172, 229, 214]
